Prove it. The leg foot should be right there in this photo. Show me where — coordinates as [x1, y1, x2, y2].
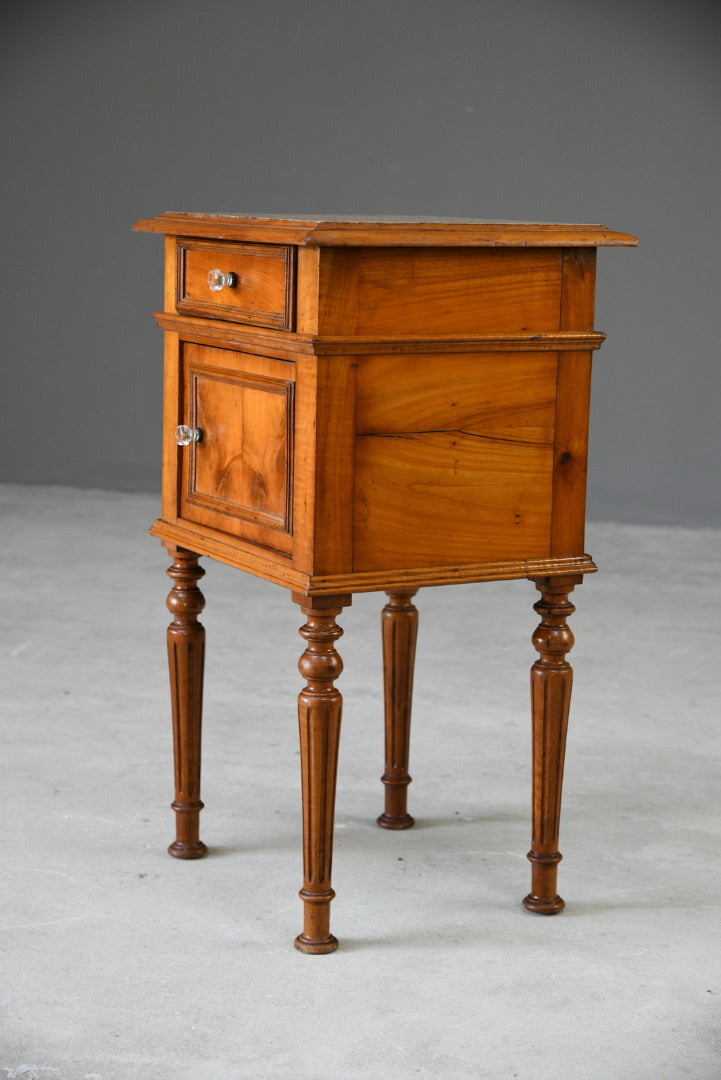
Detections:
[293, 593, 351, 953]
[523, 852, 565, 913]
[168, 800, 207, 859]
[165, 547, 207, 860]
[378, 589, 418, 830]
[294, 888, 339, 953]
[524, 575, 581, 913]
[168, 842, 208, 859]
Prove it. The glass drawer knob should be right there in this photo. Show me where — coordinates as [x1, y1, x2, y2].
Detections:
[175, 425, 202, 446]
[207, 268, 236, 291]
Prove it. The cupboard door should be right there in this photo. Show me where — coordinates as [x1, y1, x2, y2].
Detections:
[178, 342, 295, 554]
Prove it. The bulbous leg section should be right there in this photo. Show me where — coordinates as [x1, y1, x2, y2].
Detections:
[293, 593, 351, 954]
[523, 575, 581, 914]
[165, 547, 207, 860]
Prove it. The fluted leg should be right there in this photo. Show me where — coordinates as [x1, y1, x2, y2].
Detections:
[378, 589, 419, 830]
[165, 547, 207, 860]
[293, 593, 351, 954]
[523, 575, 581, 913]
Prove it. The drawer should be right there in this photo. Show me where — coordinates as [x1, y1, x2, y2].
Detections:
[176, 239, 295, 330]
[176, 342, 296, 554]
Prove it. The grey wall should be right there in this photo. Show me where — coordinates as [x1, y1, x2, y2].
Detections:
[2, 0, 719, 525]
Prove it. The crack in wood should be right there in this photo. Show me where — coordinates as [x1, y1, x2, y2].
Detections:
[357, 429, 551, 447]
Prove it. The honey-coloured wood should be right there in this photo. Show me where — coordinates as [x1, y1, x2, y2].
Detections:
[135, 212, 636, 951]
[294, 593, 351, 953]
[178, 343, 296, 552]
[378, 590, 419, 829]
[176, 239, 295, 330]
[135, 212, 638, 250]
[356, 351, 557, 442]
[354, 428, 554, 571]
[353, 350, 562, 572]
[160, 330, 182, 526]
[523, 575, 581, 914]
[550, 351, 592, 556]
[303, 354, 357, 577]
[165, 547, 207, 859]
[319, 247, 563, 336]
[549, 248, 598, 556]
[150, 517, 597, 596]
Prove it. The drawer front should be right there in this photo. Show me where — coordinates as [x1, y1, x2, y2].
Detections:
[176, 240, 295, 329]
[177, 342, 295, 553]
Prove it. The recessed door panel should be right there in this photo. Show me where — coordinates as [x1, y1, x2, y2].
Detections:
[179, 343, 295, 553]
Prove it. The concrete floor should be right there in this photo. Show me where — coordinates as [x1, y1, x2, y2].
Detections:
[1, 484, 720, 1079]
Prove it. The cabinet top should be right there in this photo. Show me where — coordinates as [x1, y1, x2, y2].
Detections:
[133, 212, 637, 248]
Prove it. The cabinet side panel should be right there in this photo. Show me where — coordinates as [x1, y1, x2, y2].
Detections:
[354, 248, 562, 335]
[559, 248, 596, 331]
[357, 352, 556, 442]
[354, 435, 553, 570]
[550, 352, 592, 555]
[550, 248, 597, 555]
[353, 351, 556, 571]
[317, 249, 360, 335]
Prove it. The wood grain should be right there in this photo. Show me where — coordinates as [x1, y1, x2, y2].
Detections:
[161, 332, 182, 525]
[165, 547, 207, 860]
[551, 352, 592, 556]
[176, 239, 295, 330]
[164, 235, 176, 313]
[559, 248, 596, 330]
[150, 517, 597, 595]
[135, 212, 638, 248]
[354, 348, 559, 571]
[295, 246, 320, 334]
[320, 248, 563, 336]
[354, 430, 553, 571]
[523, 575, 581, 914]
[317, 248, 360, 335]
[303, 353, 356, 576]
[310, 331, 606, 355]
[154, 310, 606, 358]
[178, 343, 295, 553]
[356, 351, 557, 443]
[293, 594, 352, 953]
[550, 248, 598, 556]
[378, 590, 418, 830]
[138, 211, 636, 951]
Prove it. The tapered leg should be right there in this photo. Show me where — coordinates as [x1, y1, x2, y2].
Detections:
[165, 546, 207, 860]
[523, 574, 582, 914]
[378, 589, 419, 830]
[293, 593, 351, 954]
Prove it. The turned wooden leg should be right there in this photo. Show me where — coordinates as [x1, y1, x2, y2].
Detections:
[165, 546, 207, 860]
[293, 593, 351, 954]
[378, 589, 419, 830]
[523, 574, 582, 914]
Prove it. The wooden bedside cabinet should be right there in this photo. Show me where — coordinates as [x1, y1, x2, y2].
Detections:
[133, 213, 637, 953]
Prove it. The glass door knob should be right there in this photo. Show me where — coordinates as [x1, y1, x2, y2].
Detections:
[207, 268, 236, 291]
[175, 425, 202, 446]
